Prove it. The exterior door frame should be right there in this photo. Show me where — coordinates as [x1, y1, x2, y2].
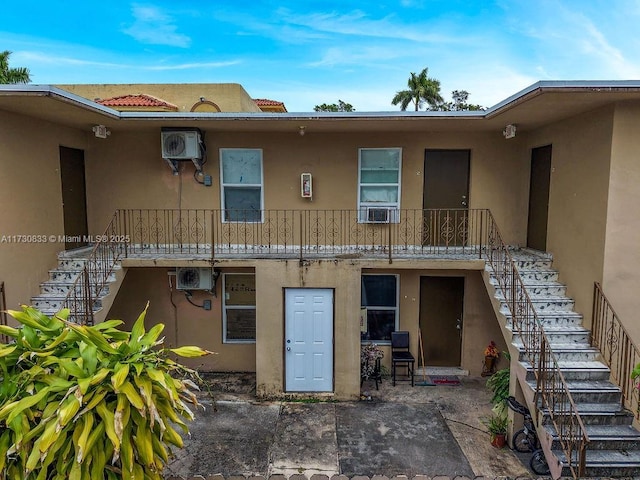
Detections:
[527, 145, 552, 251]
[419, 275, 465, 367]
[284, 288, 334, 393]
[59, 146, 89, 250]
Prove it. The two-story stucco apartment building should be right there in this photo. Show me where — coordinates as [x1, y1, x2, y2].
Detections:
[2, 80, 640, 477]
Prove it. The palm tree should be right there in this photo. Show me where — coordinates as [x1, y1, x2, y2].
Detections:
[391, 67, 443, 111]
[0, 51, 31, 84]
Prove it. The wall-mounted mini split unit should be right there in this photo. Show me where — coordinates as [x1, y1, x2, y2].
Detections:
[176, 267, 213, 290]
[161, 128, 204, 175]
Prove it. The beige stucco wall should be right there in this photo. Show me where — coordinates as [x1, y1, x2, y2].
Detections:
[603, 102, 640, 339]
[109, 267, 256, 372]
[0, 110, 87, 312]
[56, 84, 262, 113]
[84, 130, 528, 245]
[106, 261, 503, 399]
[526, 106, 614, 328]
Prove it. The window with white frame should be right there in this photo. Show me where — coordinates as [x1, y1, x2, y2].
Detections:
[360, 274, 399, 342]
[220, 149, 263, 222]
[358, 148, 402, 223]
[223, 273, 256, 343]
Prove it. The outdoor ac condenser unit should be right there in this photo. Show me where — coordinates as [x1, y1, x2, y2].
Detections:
[176, 267, 213, 290]
[161, 129, 202, 160]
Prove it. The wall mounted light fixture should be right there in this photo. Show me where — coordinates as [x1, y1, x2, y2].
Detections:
[92, 125, 110, 139]
[298, 126, 306, 136]
[503, 124, 516, 139]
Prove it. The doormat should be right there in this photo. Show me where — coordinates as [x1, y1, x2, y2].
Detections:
[429, 375, 461, 386]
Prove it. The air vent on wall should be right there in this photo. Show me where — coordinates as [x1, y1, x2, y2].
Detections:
[176, 267, 213, 290]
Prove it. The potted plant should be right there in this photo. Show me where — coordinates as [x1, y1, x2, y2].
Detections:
[482, 340, 499, 376]
[484, 413, 508, 448]
[361, 343, 384, 382]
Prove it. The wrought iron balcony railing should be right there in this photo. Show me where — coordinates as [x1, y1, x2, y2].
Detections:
[56, 207, 588, 477]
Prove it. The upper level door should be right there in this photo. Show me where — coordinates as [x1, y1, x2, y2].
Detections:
[424, 150, 470, 245]
[527, 145, 552, 251]
[285, 288, 334, 392]
[59, 146, 88, 250]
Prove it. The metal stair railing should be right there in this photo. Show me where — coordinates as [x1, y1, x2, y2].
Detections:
[58, 207, 589, 476]
[61, 211, 125, 326]
[483, 210, 589, 478]
[592, 282, 640, 418]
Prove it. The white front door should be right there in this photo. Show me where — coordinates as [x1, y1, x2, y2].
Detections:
[285, 288, 334, 392]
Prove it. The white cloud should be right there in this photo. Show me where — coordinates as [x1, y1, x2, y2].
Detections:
[123, 4, 191, 48]
[145, 60, 241, 70]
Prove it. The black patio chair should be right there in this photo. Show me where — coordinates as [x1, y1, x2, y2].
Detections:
[391, 331, 415, 387]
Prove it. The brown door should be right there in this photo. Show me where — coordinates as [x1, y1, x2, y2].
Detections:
[423, 150, 470, 245]
[420, 276, 464, 366]
[527, 145, 552, 251]
[59, 146, 88, 250]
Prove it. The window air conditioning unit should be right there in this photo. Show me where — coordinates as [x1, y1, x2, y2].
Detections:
[176, 267, 213, 290]
[366, 207, 391, 223]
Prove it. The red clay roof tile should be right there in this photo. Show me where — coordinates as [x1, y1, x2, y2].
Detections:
[97, 94, 178, 110]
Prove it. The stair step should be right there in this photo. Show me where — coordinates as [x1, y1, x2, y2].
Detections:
[499, 295, 575, 312]
[523, 360, 611, 381]
[528, 379, 622, 404]
[556, 449, 640, 477]
[514, 327, 590, 344]
[48, 269, 82, 283]
[511, 259, 554, 270]
[39, 281, 110, 297]
[517, 344, 601, 362]
[31, 295, 103, 312]
[548, 424, 640, 450]
[505, 311, 584, 328]
[489, 277, 567, 296]
[542, 403, 634, 426]
[507, 269, 559, 284]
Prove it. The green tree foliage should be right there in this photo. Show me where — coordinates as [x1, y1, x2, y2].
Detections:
[0, 305, 213, 479]
[314, 100, 355, 112]
[0, 51, 31, 84]
[391, 67, 443, 111]
[435, 90, 485, 111]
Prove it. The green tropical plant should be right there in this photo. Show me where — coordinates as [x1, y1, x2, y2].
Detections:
[483, 413, 508, 435]
[486, 351, 510, 417]
[0, 51, 31, 84]
[391, 67, 443, 111]
[0, 304, 212, 480]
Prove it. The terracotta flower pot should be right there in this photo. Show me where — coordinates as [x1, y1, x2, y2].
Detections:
[482, 355, 497, 376]
[491, 433, 507, 448]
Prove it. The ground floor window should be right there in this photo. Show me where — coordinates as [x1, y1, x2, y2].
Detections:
[223, 273, 256, 343]
[361, 274, 399, 343]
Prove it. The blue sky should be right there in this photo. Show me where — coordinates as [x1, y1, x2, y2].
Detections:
[2, 0, 640, 111]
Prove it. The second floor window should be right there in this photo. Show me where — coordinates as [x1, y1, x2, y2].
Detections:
[220, 148, 263, 222]
[358, 148, 402, 223]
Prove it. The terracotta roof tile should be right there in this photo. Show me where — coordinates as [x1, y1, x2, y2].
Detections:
[97, 94, 178, 110]
[254, 98, 284, 106]
[253, 98, 287, 112]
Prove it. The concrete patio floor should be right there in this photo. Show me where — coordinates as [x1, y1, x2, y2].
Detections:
[164, 373, 532, 478]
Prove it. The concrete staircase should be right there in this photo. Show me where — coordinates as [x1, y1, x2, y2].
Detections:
[486, 249, 640, 477]
[30, 247, 125, 324]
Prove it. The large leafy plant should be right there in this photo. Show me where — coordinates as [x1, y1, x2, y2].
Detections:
[0, 305, 212, 480]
